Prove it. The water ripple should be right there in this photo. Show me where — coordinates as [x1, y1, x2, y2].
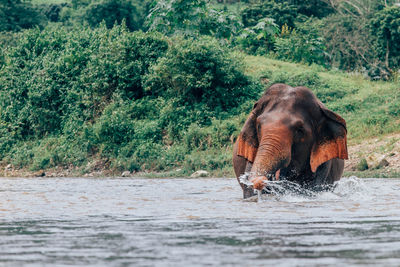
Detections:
[0, 177, 400, 265]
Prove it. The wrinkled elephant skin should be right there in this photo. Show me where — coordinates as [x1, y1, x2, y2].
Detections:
[233, 83, 348, 198]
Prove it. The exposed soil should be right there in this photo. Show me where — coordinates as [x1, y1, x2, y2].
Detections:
[1, 133, 399, 178]
[345, 133, 400, 175]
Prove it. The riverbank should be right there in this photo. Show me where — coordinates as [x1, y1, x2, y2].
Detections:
[1, 29, 399, 178]
[344, 132, 400, 178]
[1, 132, 399, 178]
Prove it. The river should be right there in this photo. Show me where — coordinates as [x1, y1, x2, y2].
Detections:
[1, 177, 400, 266]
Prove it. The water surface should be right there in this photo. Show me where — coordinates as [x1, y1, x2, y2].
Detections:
[1, 177, 400, 266]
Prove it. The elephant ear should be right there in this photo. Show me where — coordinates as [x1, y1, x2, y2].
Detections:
[237, 104, 259, 163]
[310, 102, 348, 173]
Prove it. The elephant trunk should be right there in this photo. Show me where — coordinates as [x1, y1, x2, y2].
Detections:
[249, 127, 292, 190]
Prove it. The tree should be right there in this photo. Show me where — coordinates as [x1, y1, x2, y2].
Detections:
[289, 0, 334, 18]
[326, 0, 399, 18]
[321, 14, 376, 71]
[370, 6, 400, 72]
[0, 0, 45, 31]
[237, 17, 279, 55]
[241, 0, 298, 28]
[146, 0, 242, 39]
[83, 0, 141, 31]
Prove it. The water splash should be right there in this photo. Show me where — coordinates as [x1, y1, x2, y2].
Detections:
[239, 172, 252, 186]
[240, 173, 371, 202]
[331, 176, 372, 201]
[257, 189, 262, 202]
[239, 173, 262, 202]
[240, 172, 318, 202]
[261, 180, 319, 202]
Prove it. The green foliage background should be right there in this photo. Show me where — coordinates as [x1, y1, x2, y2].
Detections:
[0, 0, 399, 176]
[0, 23, 260, 174]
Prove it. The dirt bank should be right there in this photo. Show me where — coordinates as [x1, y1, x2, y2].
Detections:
[345, 133, 400, 177]
[1, 133, 399, 178]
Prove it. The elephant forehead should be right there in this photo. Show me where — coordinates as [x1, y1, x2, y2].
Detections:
[258, 111, 304, 129]
[261, 85, 321, 119]
[267, 88, 313, 105]
[267, 84, 311, 96]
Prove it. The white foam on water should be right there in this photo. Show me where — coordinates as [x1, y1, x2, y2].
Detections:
[239, 172, 253, 186]
[257, 189, 262, 202]
[243, 175, 374, 203]
[331, 176, 373, 201]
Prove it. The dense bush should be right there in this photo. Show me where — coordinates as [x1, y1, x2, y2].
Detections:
[83, 0, 142, 31]
[289, 0, 334, 18]
[147, 0, 242, 40]
[38, 3, 68, 22]
[237, 17, 279, 55]
[142, 36, 260, 144]
[59, 0, 151, 31]
[0, 0, 45, 31]
[320, 14, 379, 74]
[370, 6, 400, 72]
[0, 24, 259, 173]
[144, 36, 259, 112]
[0, 25, 169, 143]
[1, 0, 399, 176]
[275, 19, 328, 66]
[241, 0, 298, 28]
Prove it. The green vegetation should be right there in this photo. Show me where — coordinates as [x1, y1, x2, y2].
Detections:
[0, 0, 399, 177]
[0, 0, 46, 31]
[243, 56, 400, 140]
[0, 24, 259, 175]
[356, 158, 369, 171]
[3, 0, 400, 77]
[344, 170, 400, 179]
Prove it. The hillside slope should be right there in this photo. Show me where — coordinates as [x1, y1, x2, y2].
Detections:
[1, 49, 399, 178]
[243, 55, 400, 177]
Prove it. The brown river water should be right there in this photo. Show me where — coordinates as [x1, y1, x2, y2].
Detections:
[1, 177, 400, 266]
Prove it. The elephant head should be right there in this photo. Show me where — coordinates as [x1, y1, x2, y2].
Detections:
[236, 83, 348, 191]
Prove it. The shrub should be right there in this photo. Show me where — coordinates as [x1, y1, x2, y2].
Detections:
[144, 36, 258, 112]
[5, 135, 89, 170]
[241, 0, 298, 28]
[147, 0, 242, 40]
[83, 0, 142, 31]
[184, 124, 212, 151]
[132, 142, 166, 170]
[290, 0, 334, 18]
[320, 14, 378, 73]
[275, 18, 329, 66]
[370, 6, 400, 72]
[0, 24, 261, 173]
[92, 101, 136, 147]
[0, 25, 168, 142]
[38, 3, 68, 22]
[0, 0, 45, 31]
[237, 17, 279, 55]
[183, 148, 232, 172]
[356, 158, 369, 171]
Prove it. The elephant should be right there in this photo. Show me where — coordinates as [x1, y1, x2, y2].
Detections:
[233, 83, 348, 198]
